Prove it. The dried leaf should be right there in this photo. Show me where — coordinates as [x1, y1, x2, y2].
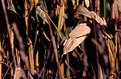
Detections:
[7, 0, 17, 14]
[90, 11, 107, 26]
[36, 6, 49, 24]
[84, 0, 90, 8]
[63, 23, 91, 54]
[75, 5, 107, 26]
[75, 5, 91, 18]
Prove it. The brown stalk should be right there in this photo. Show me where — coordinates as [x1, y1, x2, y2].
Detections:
[115, 25, 118, 54]
[12, 23, 29, 69]
[1, 0, 17, 68]
[57, 2, 66, 31]
[15, 48, 20, 66]
[106, 39, 115, 79]
[35, 51, 39, 71]
[39, 6, 63, 39]
[66, 54, 70, 79]
[59, 63, 64, 79]
[27, 38, 35, 74]
[38, 5, 63, 78]
[95, 0, 100, 14]
[48, 24, 63, 78]
[24, 0, 28, 36]
[97, 63, 103, 79]
[0, 42, 2, 79]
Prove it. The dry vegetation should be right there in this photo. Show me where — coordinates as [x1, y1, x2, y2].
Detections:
[0, 0, 121, 79]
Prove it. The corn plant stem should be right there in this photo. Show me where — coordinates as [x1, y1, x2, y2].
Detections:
[24, 0, 28, 36]
[114, 23, 118, 55]
[28, 40, 34, 74]
[66, 54, 70, 79]
[95, 0, 99, 63]
[39, 6, 63, 39]
[90, 1, 100, 78]
[48, 23, 62, 78]
[33, 14, 40, 49]
[12, 23, 29, 69]
[39, 5, 63, 78]
[114, 23, 119, 77]
[95, 1, 103, 78]
[1, 0, 17, 68]
[104, 0, 107, 19]
[38, 49, 48, 78]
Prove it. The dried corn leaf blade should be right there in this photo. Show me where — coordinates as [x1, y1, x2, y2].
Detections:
[90, 11, 107, 25]
[68, 35, 86, 52]
[36, 5, 63, 39]
[84, 0, 90, 8]
[63, 23, 91, 54]
[39, 0, 47, 10]
[36, 0, 49, 24]
[75, 5, 91, 18]
[36, 6, 49, 24]
[7, 0, 17, 14]
[69, 23, 90, 38]
[75, 5, 107, 26]
[58, 4, 66, 31]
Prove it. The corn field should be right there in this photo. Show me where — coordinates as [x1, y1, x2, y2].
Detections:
[0, 0, 121, 79]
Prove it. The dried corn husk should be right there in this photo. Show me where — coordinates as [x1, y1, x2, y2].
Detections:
[63, 23, 91, 54]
